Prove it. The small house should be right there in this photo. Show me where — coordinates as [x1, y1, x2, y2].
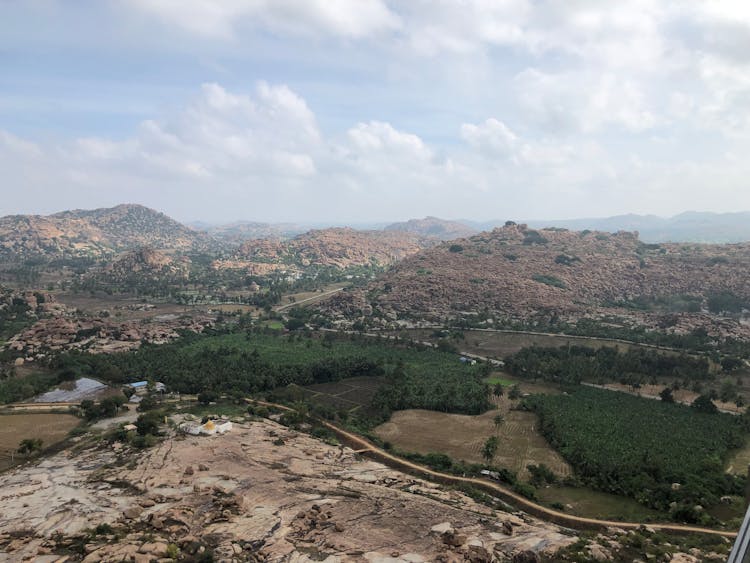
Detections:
[126, 381, 166, 396]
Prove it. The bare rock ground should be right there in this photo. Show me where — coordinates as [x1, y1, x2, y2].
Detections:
[0, 418, 577, 562]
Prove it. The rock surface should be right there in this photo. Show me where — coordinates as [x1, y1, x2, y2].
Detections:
[0, 418, 577, 561]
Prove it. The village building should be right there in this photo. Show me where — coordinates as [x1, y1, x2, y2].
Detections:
[125, 380, 166, 396]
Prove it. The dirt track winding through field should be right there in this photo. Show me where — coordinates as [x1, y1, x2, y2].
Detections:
[249, 399, 739, 539]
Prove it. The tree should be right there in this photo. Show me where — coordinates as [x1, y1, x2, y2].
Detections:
[493, 413, 504, 430]
[198, 390, 218, 405]
[135, 412, 161, 436]
[482, 436, 498, 463]
[493, 384, 504, 398]
[508, 385, 521, 400]
[659, 388, 675, 403]
[691, 394, 718, 414]
[17, 438, 43, 456]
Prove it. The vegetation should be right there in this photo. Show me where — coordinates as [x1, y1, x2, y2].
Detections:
[532, 274, 566, 289]
[46, 330, 489, 421]
[17, 437, 43, 456]
[0, 369, 58, 404]
[505, 345, 711, 386]
[523, 386, 746, 520]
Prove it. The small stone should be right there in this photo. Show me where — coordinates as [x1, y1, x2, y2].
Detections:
[198, 463, 209, 471]
[138, 498, 156, 507]
[184, 466, 194, 476]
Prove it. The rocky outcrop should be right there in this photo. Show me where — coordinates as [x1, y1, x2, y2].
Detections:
[0, 418, 577, 562]
[324, 224, 750, 337]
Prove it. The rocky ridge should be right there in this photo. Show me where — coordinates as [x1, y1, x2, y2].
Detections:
[323, 224, 750, 336]
[0, 204, 215, 258]
[220, 228, 430, 271]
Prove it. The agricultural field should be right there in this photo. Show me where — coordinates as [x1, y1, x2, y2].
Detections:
[386, 328, 688, 362]
[0, 413, 79, 472]
[301, 376, 384, 414]
[373, 393, 571, 480]
[536, 486, 665, 522]
[524, 386, 747, 515]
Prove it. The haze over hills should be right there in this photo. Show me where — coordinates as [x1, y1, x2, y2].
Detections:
[470, 211, 750, 244]
[384, 216, 478, 241]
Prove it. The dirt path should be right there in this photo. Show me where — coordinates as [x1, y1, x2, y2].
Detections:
[249, 399, 739, 539]
[275, 287, 344, 312]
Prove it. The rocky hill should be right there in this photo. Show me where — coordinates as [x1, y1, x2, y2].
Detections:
[96, 247, 191, 285]
[220, 227, 430, 271]
[469, 211, 750, 244]
[325, 223, 750, 332]
[385, 216, 477, 241]
[0, 204, 215, 258]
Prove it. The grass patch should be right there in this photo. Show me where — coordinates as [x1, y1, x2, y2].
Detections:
[484, 376, 514, 386]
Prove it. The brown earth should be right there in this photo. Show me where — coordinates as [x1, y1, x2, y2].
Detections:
[0, 413, 79, 471]
[373, 395, 572, 480]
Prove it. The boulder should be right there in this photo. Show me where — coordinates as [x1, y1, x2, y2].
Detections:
[123, 506, 143, 519]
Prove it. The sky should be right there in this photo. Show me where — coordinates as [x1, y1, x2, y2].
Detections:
[2, 1, 750, 224]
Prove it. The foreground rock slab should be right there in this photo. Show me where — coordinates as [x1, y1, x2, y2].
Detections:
[0, 418, 577, 561]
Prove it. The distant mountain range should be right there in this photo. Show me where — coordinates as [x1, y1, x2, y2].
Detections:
[384, 216, 477, 241]
[4, 205, 750, 263]
[469, 211, 750, 244]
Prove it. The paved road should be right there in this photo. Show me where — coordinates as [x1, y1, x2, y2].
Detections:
[249, 398, 739, 539]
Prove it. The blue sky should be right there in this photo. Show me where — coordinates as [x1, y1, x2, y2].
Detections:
[2, 1, 750, 223]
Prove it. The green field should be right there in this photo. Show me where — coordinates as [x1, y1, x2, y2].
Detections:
[54, 331, 489, 418]
[537, 486, 664, 522]
[484, 376, 514, 386]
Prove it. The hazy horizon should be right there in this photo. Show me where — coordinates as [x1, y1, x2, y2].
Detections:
[4, 2, 750, 222]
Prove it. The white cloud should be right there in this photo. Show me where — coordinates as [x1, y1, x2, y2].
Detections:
[460, 118, 518, 159]
[514, 69, 657, 133]
[125, 0, 400, 39]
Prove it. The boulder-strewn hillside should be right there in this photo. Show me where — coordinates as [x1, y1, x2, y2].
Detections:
[0, 204, 215, 258]
[385, 216, 477, 241]
[98, 247, 191, 284]
[222, 227, 430, 270]
[327, 223, 750, 327]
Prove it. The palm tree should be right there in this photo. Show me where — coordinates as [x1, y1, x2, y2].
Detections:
[482, 436, 498, 463]
[493, 413, 504, 431]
